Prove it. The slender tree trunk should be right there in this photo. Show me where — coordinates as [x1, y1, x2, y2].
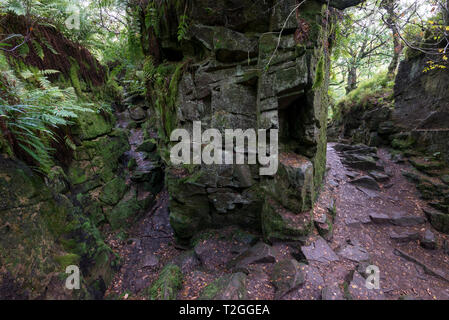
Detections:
[388, 35, 403, 77]
[346, 66, 357, 94]
[381, 0, 403, 78]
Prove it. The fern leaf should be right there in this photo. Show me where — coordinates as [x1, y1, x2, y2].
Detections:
[32, 40, 44, 60]
[41, 38, 59, 55]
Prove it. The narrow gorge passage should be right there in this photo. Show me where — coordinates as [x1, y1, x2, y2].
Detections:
[2, 0, 449, 304]
[104, 142, 449, 300]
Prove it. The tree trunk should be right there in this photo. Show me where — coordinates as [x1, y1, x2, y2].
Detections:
[346, 66, 357, 94]
[387, 34, 403, 77]
[381, 0, 403, 78]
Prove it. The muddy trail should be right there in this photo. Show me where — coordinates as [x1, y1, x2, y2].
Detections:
[105, 142, 449, 300]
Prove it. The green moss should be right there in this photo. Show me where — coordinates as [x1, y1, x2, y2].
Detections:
[391, 136, 415, 150]
[261, 198, 313, 243]
[312, 56, 325, 90]
[336, 72, 394, 117]
[72, 108, 114, 140]
[0, 136, 13, 157]
[68, 165, 88, 185]
[147, 264, 183, 300]
[69, 61, 83, 97]
[199, 278, 223, 299]
[404, 47, 424, 61]
[55, 253, 81, 269]
[199, 273, 247, 300]
[150, 61, 187, 147]
[105, 78, 124, 102]
[99, 177, 128, 206]
[127, 157, 137, 170]
[41, 201, 75, 238]
[327, 219, 334, 234]
[107, 193, 142, 230]
[343, 281, 352, 300]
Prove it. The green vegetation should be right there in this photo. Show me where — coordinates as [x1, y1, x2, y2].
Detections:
[147, 60, 187, 144]
[313, 56, 325, 90]
[332, 71, 394, 120]
[147, 264, 183, 300]
[0, 55, 93, 173]
[338, 72, 394, 107]
[55, 253, 81, 269]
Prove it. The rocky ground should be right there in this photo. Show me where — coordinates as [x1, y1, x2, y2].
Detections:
[105, 143, 449, 300]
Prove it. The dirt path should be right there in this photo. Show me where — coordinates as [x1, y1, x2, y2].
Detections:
[310, 143, 449, 300]
[104, 109, 178, 299]
[105, 143, 449, 300]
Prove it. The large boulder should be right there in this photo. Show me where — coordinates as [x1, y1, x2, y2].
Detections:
[152, 0, 337, 243]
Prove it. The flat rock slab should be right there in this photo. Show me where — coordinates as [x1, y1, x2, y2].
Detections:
[171, 250, 200, 273]
[228, 242, 276, 273]
[346, 172, 358, 179]
[296, 264, 325, 300]
[394, 249, 449, 283]
[369, 171, 390, 182]
[356, 187, 380, 199]
[337, 244, 370, 263]
[314, 213, 327, 224]
[390, 212, 426, 227]
[369, 212, 391, 224]
[370, 212, 426, 227]
[389, 231, 420, 243]
[350, 176, 380, 191]
[345, 215, 371, 227]
[301, 237, 339, 264]
[333, 143, 377, 155]
[270, 259, 305, 299]
[342, 159, 379, 171]
[194, 238, 236, 270]
[140, 253, 159, 268]
[348, 272, 386, 300]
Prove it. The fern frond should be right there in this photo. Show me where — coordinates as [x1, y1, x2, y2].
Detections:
[40, 38, 59, 55]
[32, 40, 44, 60]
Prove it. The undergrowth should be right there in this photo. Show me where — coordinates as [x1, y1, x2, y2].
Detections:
[0, 54, 92, 173]
[333, 72, 395, 121]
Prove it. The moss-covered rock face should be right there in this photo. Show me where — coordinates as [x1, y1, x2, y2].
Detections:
[0, 156, 118, 299]
[199, 272, 248, 300]
[0, 105, 149, 299]
[143, 0, 338, 243]
[394, 53, 449, 165]
[67, 110, 143, 231]
[72, 111, 114, 141]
